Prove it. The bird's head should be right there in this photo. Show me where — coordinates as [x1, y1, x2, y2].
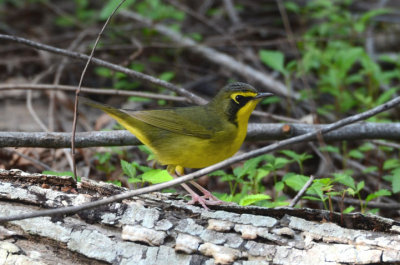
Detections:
[210, 82, 273, 126]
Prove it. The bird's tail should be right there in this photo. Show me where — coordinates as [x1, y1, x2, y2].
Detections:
[80, 97, 138, 131]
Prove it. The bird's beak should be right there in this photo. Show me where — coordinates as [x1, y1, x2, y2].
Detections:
[254, 92, 274, 99]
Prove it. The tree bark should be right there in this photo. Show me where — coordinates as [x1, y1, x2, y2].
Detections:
[0, 169, 399, 264]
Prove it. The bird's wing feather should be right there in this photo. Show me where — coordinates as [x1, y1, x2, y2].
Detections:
[127, 108, 214, 139]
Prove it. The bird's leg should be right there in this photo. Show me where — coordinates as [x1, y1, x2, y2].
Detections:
[189, 181, 223, 204]
[174, 166, 224, 205]
[179, 182, 210, 210]
[167, 165, 212, 209]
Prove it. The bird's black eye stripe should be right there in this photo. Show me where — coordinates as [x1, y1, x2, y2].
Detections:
[235, 95, 244, 102]
[234, 95, 252, 105]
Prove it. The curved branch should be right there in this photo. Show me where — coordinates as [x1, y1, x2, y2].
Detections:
[0, 34, 206, 104]
[0, 83, 187, 102]
[1, 122, 399, 148]
[118, 10, 296, 99]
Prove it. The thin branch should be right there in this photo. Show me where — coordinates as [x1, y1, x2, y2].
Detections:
[1, 122, 400, 148]
[289, 175, 315, 207]
[372, 139, 400, 150]
[223, 0, 241, 26]
[119, 10, 296, 99]
[331, 196, 400, 210]
[0, 95, 399, 222]
[3, 148, 52, 171]
[0, 84, 187, 102]
[0, 34, 206, 104]
[71, 0, 127, 180]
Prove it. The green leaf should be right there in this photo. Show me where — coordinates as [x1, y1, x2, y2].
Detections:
[377, 88, 398, 105]
[280, 150, 299, 160]
[95, 67, 112, 78]
[108, 180, 122, 187]
[261, 96, 281, 105]
[302, 195, 324, 202]
[392, 169, 400, 193]
[348, 150, 364, 159]
[128, 178, 142, 184]
[383, 159, 400, 170]
[283, 174, 309, 191]
[255, 169, 270, 183]
[220, 175, 236, 182]
[188, 32, 203, 41]
[259, 50, 286, 75]
[130, 63, 145, 72]
[138, 145, 156, 161]
[209, 170, 227, 177]
[285, 1, 300, 13]
[265, 157, 291, 171]
[100, 0, 136, 20]
[141, 169, 173, 184]
[343, 206, 355, 213]
[365, 189, 391, 203]
[333, 173, 355, 189]
[235, 155, 266, 178]
[121, 160, 136, 179]
[55, 16, 75, 27]
[159, 71, 175, 82]
[239, 194, 271, 206]
[128, 96, 152, 103]
[96, 152, 111, 164]
[358, 142, 374, 152]
[362, 166, 378, 174]
[319, 145, 340, 153]
[359, 8, 390, 29]
[275, 181, 285, 192]
[356, 181, 365, 193]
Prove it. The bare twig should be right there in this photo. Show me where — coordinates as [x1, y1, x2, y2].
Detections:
[0, 34, 205, 104]
[4, 148, 52, 171]
[331, 196, 400, 210]
[0, 84, 187, 102]
[289, 175, 315, 207]
[119, 10, 296, 99]
[71, 0, 127, 180]
[26, 90, 48, 131]
[52, 31, 89, 171]
[0, 95, 399, 222]
[372, 140, 400, 150]
[223, 0, 241, 26]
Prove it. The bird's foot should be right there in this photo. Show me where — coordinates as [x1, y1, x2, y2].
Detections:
[188, 181, 224, 203]
[199, 190, 223, 203]
[187, 193, 224, 210]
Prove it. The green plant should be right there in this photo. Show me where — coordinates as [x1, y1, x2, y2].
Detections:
[121, 159, 172, 187]
[297, 0, 392, 116]
[280, 150, 312, 175]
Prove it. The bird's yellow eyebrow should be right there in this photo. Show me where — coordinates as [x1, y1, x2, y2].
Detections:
[230, 92, 257, 103]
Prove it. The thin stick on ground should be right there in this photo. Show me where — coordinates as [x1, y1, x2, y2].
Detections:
[289, 175, 315, 207]
[0, 95, 399, 223]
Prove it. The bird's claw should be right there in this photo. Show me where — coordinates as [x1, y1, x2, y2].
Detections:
[187, 194, 226, 210]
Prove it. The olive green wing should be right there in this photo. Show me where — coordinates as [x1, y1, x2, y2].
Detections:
[126, 107, 216, 139]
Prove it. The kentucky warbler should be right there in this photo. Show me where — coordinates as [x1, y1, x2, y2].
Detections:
[83, 82, 273, 208]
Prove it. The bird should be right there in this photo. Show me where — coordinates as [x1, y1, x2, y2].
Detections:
[82, 82, 273, 209]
